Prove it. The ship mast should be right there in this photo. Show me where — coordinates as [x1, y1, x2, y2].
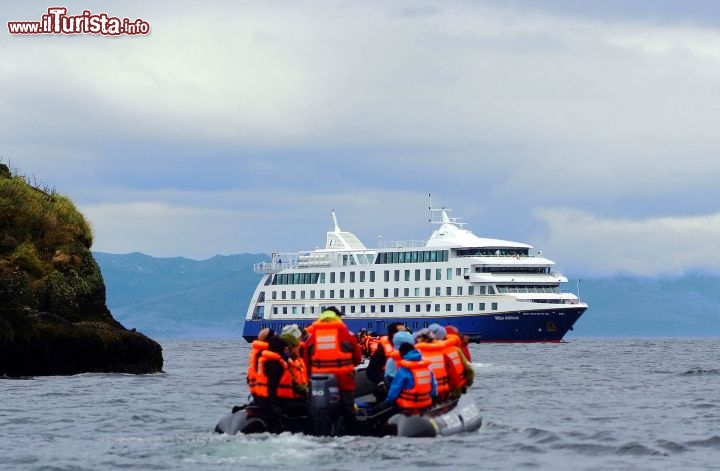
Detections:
[331, 209, 341, 232]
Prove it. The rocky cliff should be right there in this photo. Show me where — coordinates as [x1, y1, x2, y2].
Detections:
[0, 163, 163, 376]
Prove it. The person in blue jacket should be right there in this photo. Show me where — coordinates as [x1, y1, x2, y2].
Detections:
[386, 342, 438, 412]
[384, 330, 415, 385]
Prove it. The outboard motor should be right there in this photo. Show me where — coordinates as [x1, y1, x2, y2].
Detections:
[309, 374, 342, 436]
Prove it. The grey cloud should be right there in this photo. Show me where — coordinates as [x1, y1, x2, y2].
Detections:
[3, 1, 720, 275]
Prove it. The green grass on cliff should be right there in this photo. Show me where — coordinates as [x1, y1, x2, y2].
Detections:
[0, 163, 163, 376]
[0, 163, 93, 278]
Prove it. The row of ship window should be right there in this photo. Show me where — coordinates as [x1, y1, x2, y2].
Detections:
[456, 248, 530, 257]
[271, 267, 468, 286]
[262, 302, 500, 317]
[374, 250, 449, 264]
[258, 284, 501, 303]
[257, 284, 560, 303]
[270, 266, 555, 286]
[254, 318, 468, 332]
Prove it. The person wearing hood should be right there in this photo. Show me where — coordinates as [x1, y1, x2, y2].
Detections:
[386, 342, 437, 413]
[415, 323, 464, 402]
[282, 323, 308, 362]
[443, 325, 475, 393]
[383, 330, 415, 385]
[304, 306, 362, 433]
[446, 325, 472, 362]
[280, 327, 309, 398]
[304, 307, 362, 391]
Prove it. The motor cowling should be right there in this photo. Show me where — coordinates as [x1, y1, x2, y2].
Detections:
[309, 374, 341, 410]
[309, 374, 342, 435]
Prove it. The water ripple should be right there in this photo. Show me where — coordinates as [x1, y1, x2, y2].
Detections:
[685, 435, 720, 449]
[2, 338, 720, 470]
[680, 368, 720, 376]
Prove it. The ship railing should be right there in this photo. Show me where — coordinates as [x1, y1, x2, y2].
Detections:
[254, 261, 296, 273]
[518, 298, 579, 305]
[297, 261, 332, 268]
[296, 251, 332, 268]
[378, 239, 426, 249]
[457, 253, 542, 259]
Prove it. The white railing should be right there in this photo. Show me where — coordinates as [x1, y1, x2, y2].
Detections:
[254, 261, 295, 273]
[378, 239, 426, 249]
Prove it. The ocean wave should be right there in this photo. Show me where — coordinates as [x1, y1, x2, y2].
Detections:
[4, 338, 720, 471]
[685, 435, 720, 449]
[655, 439, 688, 453]
[679, 368, 720, 376]
[525, 426, 561, 444]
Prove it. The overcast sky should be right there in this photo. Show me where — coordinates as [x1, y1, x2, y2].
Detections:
[2, 1, 720, 278]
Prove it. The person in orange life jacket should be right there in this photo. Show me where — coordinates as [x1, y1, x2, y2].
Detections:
[366, 333, 381, 357]
[304, 307, 362, 391]
[366, 322, 406, 387]
[304, 307, 363, 432]
[282, 323, 307, 361]
[357, 329, 369, 357]
[415, 324, 463, 402]
[413, 327, 433, 343]
[247, 328, 275, 398]
[386, 342, 437, 413]
[383, 330, 415, 385]
[254, 337, 296, 418]
[442, 325, 474, 392]
[281, 323, 302, 341]
[279, 330, 309, 398]
[445, 325, 472, 362]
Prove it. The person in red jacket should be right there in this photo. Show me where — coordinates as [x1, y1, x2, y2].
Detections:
[304, 306, 363, 433]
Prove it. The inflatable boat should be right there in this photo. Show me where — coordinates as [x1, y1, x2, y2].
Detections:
[215, 373, 482, 438]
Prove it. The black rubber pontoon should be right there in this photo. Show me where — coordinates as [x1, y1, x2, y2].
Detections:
[215, 373, 482, 437]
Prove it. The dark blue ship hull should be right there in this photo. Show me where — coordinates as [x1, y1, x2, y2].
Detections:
[242, 306, 586, 343]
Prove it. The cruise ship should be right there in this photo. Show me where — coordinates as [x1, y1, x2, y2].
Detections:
[242, 208, 587, 342]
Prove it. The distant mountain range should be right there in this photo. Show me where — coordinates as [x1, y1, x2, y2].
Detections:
[94, 252, 267, 339]
[94, 252, 720, 339]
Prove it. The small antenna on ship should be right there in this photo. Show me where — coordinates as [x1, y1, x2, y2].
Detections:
[428, 193, 434, 233]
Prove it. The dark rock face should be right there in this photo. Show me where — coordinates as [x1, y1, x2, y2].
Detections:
[0, 164, 163, 377]
[0, 312, 163, 376]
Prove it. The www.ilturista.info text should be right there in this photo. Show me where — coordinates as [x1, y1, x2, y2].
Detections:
[8, 7, 150, 36]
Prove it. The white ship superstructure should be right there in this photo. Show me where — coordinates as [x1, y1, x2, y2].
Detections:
[243, 208, 586, 342]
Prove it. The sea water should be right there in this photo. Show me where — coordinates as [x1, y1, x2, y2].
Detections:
[1, 339, 718, 470]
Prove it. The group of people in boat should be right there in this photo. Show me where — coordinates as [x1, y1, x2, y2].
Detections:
[364, 322, 474, 406]
[245, 306, 475, 433]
